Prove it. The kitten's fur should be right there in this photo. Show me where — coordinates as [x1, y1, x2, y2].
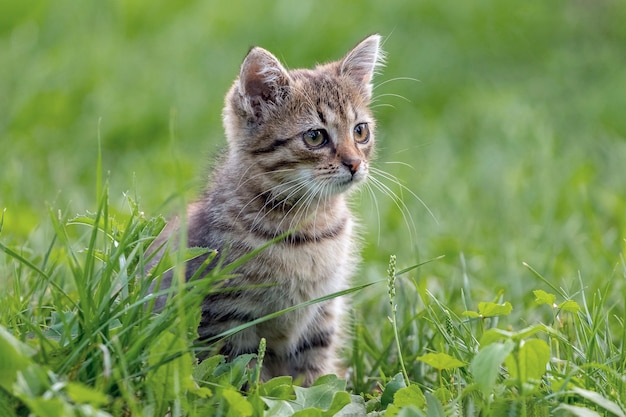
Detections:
[149, 35, 384, 386]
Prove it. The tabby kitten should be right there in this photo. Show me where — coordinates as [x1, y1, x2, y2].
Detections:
[150, 34, 384, 386]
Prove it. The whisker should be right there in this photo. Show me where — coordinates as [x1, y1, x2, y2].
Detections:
[242, 178, 308, 231]
[380, 161, 417, 171]
[275, 177, 326, 235]
[368, 175, 418, 248]
[370, 103, 396, 110]
[232, 166, 301, 224]
[235, 163, 258, 190]
[253, 180, 310, 233]
[235, 167, 297, 192]
[373, 77, 421, 90]
[363, 182, 382, 246]
[372, 93, 411, 103]
[370, 167, 438, 224]
[235, 175, 302, 221]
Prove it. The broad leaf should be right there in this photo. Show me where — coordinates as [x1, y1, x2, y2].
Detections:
[470, 340, 515, 395]
[478, 301, 513, 317]
[65, 382, 109, 407]
[260, 376, 294, 399]
[425, 392, 445, 417]
[381, 373, 406, 407]
[462, 301, 513, 318]
[335, 395, 368, 416]
[393, 384, 425, 409]
[0, 326, 35, 391]
[533, 290, 556, 306]
[264, 375, 351, 416]
[558, 300, 581, 313]
[292, 374, 346, 410]
[505, 339, 550, 383]
[222, 389, 253, 417]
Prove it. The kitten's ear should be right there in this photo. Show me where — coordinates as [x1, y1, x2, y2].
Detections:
[340, 34, 385, 101]
[238, 47, 291, 120]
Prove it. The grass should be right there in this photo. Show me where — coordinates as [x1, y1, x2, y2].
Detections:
[1, 0, 626, 415]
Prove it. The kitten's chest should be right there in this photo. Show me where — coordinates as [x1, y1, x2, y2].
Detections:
[239, 219, 357, 305]
[249, 230, 356, 343]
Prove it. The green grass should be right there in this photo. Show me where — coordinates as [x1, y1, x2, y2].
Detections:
[1, 0, 626, 415]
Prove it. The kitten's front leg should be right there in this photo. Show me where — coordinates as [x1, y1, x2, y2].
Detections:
[288, 306, 343, 386]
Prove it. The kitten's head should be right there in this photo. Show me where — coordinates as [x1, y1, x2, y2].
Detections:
[223, 35, 384, 204]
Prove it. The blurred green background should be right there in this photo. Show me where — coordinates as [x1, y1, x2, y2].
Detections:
[1, 0, 625, 311]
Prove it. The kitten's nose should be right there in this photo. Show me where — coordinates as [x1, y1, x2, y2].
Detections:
[342, 157, 361, 175]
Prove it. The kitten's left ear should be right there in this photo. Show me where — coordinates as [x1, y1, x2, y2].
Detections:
[238, 47, 291, 121]
[340, 34, 385, 101]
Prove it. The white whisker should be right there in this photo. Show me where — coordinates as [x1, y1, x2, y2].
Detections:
[373, 77, 421, 90]
[363, 182, 382, 246]
[238, 177, 306, 230]
[380, 161, 417, 171]
[234, 167, 296, 192]
[370, 103, 396, 110]
[370, 167, 438, 224]
[252, 179, 310, 234]
[368, 175, 417, 248]
[372, 93, 411, 103]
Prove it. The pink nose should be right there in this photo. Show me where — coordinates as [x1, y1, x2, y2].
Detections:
[342, 157, 361, 175]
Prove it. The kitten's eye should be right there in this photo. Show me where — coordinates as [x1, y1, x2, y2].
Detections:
[354, 123, 370, 144]
[303, 129, 328, 148]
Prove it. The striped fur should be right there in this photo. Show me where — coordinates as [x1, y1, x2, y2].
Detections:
[149, 35, 383, 386]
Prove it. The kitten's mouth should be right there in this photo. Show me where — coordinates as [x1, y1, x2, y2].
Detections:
[333, 174, 366, 192]
[348, 170, 367, 184]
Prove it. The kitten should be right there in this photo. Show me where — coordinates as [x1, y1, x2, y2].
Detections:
[149, 34, 384, 386]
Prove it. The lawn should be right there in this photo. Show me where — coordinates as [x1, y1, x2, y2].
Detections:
[1, 0, 625, 415]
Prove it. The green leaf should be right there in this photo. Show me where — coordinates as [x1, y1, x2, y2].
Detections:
[292, 409, 323, 417]
[533, 290, 556, 306]
[293, 374, 346, 410]
[381, 373, 407, 407]
[470, 340, 515, 395]
[396, 406, 426, 417]
[558, 300, 581, 313]
[263, 398, 296, 417]
[425, 392, 445, 417]
[312, 373, 346, 390]
[416, 352, 465, 371]
[0, 326, 36, 391]
[433, 386, 452, 403]
[213, 353, 255, 389]
[18, 396, 74, 417]
[193, 354, 225, 380]
[510, 324, 549, 341]
[554, 404, 602, 417]
[393, 384, 425, 409]
[505, 339, 550, 383]
[478, 301, 513, 317]
[462, 302, 513, 318]
[260, 376, 294, 399]
[222, 389, 253, 417]
[335, 395, 368, 417]
[479, 328, 508, 346]
[65, 382, 109, 407]
[570, 387, 626, 417]
[266, 375, 351, 417]
[321, 391, 351, 417]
